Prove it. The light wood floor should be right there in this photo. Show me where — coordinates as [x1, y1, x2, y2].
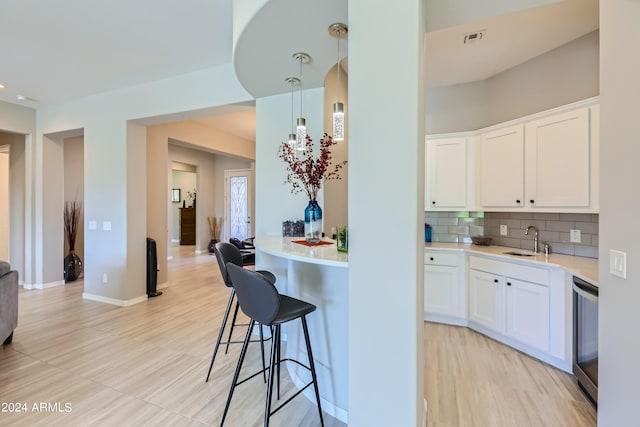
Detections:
[0, 247, 596, 426]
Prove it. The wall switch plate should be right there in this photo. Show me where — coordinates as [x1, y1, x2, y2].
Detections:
[102, 273, 108, 283]
[570, 229, 581, 243]
[500, 225, 508, 236]
[610, 249, 627, 279]
[88, 221, 97, 230]
[103, 221, 112, 231]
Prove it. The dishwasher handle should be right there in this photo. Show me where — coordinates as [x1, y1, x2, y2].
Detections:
[573, 276, 598, 303]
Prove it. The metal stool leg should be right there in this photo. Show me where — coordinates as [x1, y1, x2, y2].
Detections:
[225, 301, 241, 354]
[205, 289, 235, 382]
[302, 316, 325, 427]
[264, 324, 280, 427]
[220, 319, 255, 427]
[259, 324, 267, 383]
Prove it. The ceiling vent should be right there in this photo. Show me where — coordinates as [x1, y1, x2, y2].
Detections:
[463, 30, 485, 44]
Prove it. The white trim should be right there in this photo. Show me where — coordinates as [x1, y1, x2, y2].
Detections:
[23, 280, 65, 290]
[82, 293, 148, 307]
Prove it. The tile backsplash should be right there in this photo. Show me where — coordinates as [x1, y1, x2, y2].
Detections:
[424, 211, 599, 259]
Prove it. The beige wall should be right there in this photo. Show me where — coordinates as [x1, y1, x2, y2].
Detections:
[426, 30, 599, 134]
[147, 121, 254, 286]
[324, 65, 349, 233]
[0, 148, 7, 260]
[170, 169, 196, 242]
[63, 136, 84, 266]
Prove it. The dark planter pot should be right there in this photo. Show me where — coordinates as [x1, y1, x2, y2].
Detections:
[208, 239, 218, 253]
[64, 252, 83, 282]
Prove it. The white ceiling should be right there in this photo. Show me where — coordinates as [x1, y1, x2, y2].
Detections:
[0, 0, 598, 141]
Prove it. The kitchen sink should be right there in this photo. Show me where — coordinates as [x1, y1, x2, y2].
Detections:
[503, 251, 536, 257]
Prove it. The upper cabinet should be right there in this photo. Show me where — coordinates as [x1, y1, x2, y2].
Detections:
[428, 98, 600, 213]
[480, 124, 525, 208]
[424, 134, 475, 211]
[524, 107, 592, 209]
[425, 136, 473, 210]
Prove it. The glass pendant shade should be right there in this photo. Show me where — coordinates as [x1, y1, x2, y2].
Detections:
[288, 133, 297, 148]
[333, 102, 344, 141]
[296, 117, 307, 150]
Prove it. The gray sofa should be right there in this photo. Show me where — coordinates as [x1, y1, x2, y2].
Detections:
[0, 261, 18, 345]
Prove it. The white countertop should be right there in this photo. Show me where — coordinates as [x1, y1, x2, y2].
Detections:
[254, 236, 348, 268]
[425, 242, 599, 286]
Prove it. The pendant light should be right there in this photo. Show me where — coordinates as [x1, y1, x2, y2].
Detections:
[285, 77, 300, 149]
[293, 52, 310, 151]
[329, 23, 347, 142]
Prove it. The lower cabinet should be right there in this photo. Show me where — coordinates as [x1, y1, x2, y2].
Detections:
[423, 250, 571, 372]
[424, 250, 465, 324]
[468, 255, 552, 353]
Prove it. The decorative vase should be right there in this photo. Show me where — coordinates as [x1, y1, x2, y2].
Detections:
[304, 200, 323, 244]
[64, 251, 83, 282]
[208, 239, 218, 253]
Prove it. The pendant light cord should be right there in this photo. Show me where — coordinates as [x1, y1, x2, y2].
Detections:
[299, 57, 303, 118]
[336, 36, 340, 103]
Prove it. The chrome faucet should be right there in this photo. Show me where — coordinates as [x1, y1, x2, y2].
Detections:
[525, 225, 539, 253]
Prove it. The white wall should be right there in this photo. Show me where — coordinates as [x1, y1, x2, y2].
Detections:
[255, 87, 325, 238]
[348, 1, 425, 426]
[599, 1, 640, 424]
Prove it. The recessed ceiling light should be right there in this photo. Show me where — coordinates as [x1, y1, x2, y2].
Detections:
[0, 83, 5, 89]
[16, 95, 37, 102]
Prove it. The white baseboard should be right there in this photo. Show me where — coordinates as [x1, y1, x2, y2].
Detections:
[23, 280, 65, 290]
[82, 293, 148, 307]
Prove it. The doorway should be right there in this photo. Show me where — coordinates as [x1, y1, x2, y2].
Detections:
[225, 169, 252, 241]
[0, 145, 8, 260]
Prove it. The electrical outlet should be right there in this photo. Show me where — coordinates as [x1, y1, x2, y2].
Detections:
[500, 225, 508, 236]
[102, 273, 108, 283]
[610, 249, 627, 279]
[570, 229, 581, 243]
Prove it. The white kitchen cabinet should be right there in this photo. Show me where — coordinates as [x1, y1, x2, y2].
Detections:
[505, 277, 550, 352]
[475, 99, 599, 212]
[468, 268, 504, 331]
[424, 250, 465, 324]
[468, 255, 551, 353]
[524, 107, 591, 209]
[425, 136, 474, 211]
[479, 124, 525, 208]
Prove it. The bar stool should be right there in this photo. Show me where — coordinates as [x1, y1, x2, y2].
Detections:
[204, 242, 275, 383]
[221, 263, 324, 427]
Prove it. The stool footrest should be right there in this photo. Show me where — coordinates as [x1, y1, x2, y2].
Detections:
[269, 381, 314, 417]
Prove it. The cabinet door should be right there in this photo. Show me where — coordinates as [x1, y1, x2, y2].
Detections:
[525, 108, 590, 208]
[426, 138, 467, 209]
[468, 268, 504, 331]
[505, 278, 550, 351]
[480, 124, 525, 208]
[424, 264, 463, 318]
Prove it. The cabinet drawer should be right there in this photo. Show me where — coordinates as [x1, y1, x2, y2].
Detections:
[469, 255, 549, 285]
[424, 251, 461, 266]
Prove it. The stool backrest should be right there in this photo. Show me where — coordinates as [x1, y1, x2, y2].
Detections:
[226, 263, 280, 325]
[214, 242, 244, 288]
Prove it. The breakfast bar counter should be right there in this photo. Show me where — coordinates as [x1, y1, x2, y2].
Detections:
[253, 236, 349, 423]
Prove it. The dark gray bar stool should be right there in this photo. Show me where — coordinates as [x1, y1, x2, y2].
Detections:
[205, 242, 275, 383]
[221, 262, 324, 427]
